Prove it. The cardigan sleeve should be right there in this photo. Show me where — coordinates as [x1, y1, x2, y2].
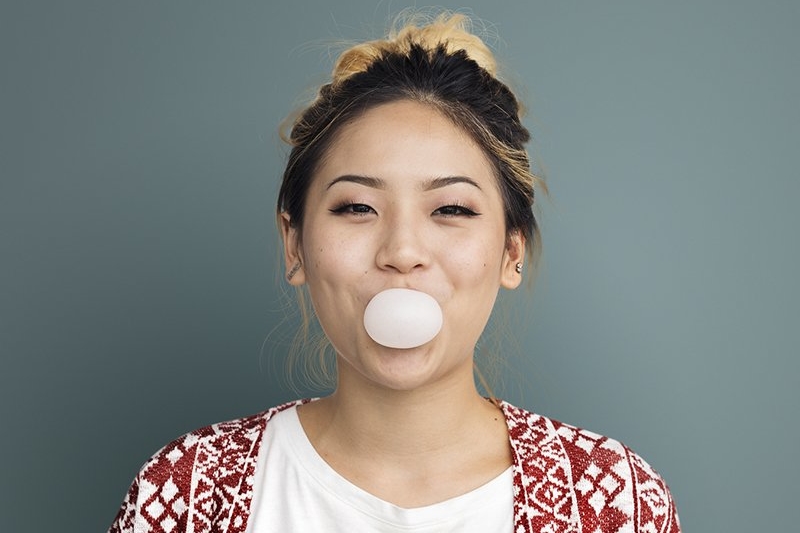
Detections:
[107, 407, 278, 533]
[108, 466, 140, 533]
[626, 445, 681, 533]
[108, 433, 202, 533]
[491, 402, 683, 533]
[561, 425, 682, 533]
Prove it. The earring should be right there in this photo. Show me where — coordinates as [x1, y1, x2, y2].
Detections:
[286, 261, 302, 281]
[515, 262, 523, 274]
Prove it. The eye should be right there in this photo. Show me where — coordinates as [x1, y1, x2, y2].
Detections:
[329, 202, 376, 216]
[432, 204, 480, 217]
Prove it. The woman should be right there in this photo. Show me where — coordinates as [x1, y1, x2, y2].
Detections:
[109, 13, 680, 532]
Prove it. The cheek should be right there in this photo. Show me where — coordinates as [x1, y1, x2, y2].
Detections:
[442, 233, 505, 279]
[302, 229, 371, 282]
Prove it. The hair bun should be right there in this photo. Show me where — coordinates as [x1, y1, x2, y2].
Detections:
[332, 12, 497, 86]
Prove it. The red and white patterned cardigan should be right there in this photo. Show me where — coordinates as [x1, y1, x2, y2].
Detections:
[109, 400, 680, 532]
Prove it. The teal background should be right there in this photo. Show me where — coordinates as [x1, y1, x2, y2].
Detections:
[1, 1, 798, 531]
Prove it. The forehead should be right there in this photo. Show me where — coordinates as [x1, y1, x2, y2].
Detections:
[316, 100, 498, 185]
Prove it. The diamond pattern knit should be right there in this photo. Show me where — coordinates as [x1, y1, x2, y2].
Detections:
[109, 400, 679, 533]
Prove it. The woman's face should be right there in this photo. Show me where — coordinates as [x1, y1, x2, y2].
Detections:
[282, 100, 523, 392]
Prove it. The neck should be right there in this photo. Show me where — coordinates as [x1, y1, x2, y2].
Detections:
[295, 355, 512, 507]
[299, 358, 503, 461]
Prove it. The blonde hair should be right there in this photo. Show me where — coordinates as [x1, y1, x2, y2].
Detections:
[333, 13, 497, 84]
[277, 12, 544, 393]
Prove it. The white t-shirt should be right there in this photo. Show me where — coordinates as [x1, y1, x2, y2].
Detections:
[245, 405, 513, 532]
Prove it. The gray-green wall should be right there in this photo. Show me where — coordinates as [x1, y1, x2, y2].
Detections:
[2, 1, 798, 531]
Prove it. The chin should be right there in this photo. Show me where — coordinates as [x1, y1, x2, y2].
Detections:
[351, 345, 467, 392]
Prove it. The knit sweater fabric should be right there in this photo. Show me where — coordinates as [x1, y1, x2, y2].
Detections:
[109, 400, 680, 533]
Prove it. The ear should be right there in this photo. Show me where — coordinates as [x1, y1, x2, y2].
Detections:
[500, 229, 525, 289]
[279, 212, 305, 286]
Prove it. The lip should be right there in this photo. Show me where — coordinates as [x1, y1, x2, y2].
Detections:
[366, 286, 444, 307]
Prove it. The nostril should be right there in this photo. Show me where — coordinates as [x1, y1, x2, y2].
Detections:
[376, 228, 430, 274]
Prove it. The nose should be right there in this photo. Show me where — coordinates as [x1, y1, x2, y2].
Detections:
[375, 216, 431, 274]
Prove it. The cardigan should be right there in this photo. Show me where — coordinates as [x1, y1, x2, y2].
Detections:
[108, 400, 680, 533]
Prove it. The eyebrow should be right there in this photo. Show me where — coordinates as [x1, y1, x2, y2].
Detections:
[326, 175, 386, 190]
[325, 174, 482, 191]
[422, 176, 483, 191]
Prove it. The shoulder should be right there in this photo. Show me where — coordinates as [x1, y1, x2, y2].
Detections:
[501, 401, 680, 533]
[139, 400, 302, 489]
[109, 399, 308, 533]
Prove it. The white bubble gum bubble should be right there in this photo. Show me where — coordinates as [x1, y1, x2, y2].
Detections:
[363, 288, 443, 349]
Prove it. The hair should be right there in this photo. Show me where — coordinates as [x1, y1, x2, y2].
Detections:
[276, 12, 544, 392]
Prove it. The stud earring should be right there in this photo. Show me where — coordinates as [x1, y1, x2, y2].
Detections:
[287, 261, 302, 281]
[515, 262, 523, 274]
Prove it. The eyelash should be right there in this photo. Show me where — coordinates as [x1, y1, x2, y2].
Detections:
[329, 202, 375, 216]
[433, 203, 480, 217]
[329, 202, 480, 218]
